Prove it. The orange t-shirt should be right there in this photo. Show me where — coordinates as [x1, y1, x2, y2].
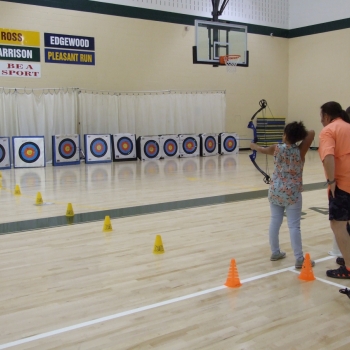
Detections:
[318, 118, 350, 193]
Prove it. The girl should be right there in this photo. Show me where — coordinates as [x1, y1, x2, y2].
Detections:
[250, 122, 315, 268]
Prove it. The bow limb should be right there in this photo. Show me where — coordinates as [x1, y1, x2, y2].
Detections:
[247, 99, 270, 184]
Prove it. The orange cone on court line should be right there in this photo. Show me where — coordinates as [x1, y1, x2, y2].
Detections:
[35, 192, 43, 205]
[153, 235, 164, 254]
[298, 253, 316, 281]
[14, 184, 21, 195]
[225, 259, 242, 288]
[66, 203, 74, 217]
[103, 215, 113, 232]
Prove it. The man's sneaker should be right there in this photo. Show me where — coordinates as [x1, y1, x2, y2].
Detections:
[295, 257, 315, 269]
[270, 251, 286, 261]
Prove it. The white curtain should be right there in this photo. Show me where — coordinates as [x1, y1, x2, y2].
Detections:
[0, 88, 225, 163]
[0, 88, 77, 163]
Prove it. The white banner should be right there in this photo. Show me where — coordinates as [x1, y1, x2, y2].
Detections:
[0, 61, 41, 78]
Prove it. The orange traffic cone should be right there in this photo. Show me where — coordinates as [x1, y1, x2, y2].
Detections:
[153, 235, 164, 254]
[225, 259, 242, 288]
[298, 253, 315, 281]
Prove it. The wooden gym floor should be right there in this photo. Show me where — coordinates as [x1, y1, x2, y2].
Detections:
[1, 150, 350, 349]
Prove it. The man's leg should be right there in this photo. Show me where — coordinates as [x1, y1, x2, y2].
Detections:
[331, 220, 350, 268]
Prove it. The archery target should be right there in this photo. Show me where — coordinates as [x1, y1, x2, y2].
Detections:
[52, 134, 80, 166]
[200, 134, 218, 157]
[136, 136, 161, 161]
[219, 133, 239, 155]
[13, 137, 45, 168]
[159, 135, 179, 158]
[84, 134, 112, 164]
[179, 134, 200, 158]
[112, 134, 136, 160]
[0, 137, 11, 169]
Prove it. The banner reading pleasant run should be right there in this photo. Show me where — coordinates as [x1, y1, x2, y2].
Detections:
[44, 33, 95, 65]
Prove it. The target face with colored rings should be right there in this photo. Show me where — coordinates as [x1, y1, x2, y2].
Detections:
[223, 136, 237, 152]
[144, 140, 159, 158]
[58, 139, 77, 159]
[0, 144, 5, 162]
[163, 139, 178, 157]
[204, 136, 216, 153]
[117, 137, 133, 155]
[90, 138, 108, 158]
[183, 137, 197, 154]
[19, 142, 40, 163]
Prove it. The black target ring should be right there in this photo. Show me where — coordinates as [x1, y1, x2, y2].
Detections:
[183, 137, 197, 154]
[0, 144, 5, 163]
[18, 142, 40, 163]
[90, 138, 108, 158]
[117, 137, 133, 156]
[204, 136, 216, 153]
[58, 138, 76, 159]
[223, 136, 237, 153]
[163, 139, 178, 157]
[144, 140, 159, 158]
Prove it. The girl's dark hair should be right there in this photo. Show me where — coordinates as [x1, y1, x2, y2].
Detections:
[284, 121, 307, 144]
[320, 101, 350, 123]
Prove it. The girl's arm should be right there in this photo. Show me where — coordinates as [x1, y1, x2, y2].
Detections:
[250, 143, 277, 156]
[298, 130, 315, 161]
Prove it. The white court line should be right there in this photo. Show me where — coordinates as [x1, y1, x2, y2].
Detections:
[0, 255, 345, 349]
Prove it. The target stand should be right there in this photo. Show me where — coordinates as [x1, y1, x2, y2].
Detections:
[159, 135, 179, 159]
[219, 132, 239, 155]
[12, 136, 46, 168]
[111, 134, 137, 161]
[136, 136, 161, 161]
[178, 134, 200, 158]
[84, 134, 112, 164]
[52, 134, 80, 166]
[199, 133, 218, 157]
[0, 137, 11, 169]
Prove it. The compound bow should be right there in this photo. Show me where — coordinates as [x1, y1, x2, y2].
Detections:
[247, 99, 271, 184]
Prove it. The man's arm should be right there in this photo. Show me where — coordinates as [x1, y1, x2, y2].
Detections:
[323, 154, 336, 197]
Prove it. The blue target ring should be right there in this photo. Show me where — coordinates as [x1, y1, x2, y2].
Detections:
[183, 137, 197, 154]
[223, 136, 237, 153]
[19, 142, 40, 163]
[144, 140, 159, 158]
[58, 138, 76, 159]
[117, 137, 133, 156]
[0, 144, 5, 163]
[163, 139, 178, 157]
[90, 138, 108, 158]
[204, 136, 216, 153]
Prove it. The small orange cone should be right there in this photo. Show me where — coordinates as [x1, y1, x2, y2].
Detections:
[66, 203, 74, 217]
[103, 215, 113, 232]
[35, 192, 43, 205]
[14, 184, 21, 195]
[298, 253, 315, 281]
[153, 235, 164, 254]
[225, 259, 242, 288]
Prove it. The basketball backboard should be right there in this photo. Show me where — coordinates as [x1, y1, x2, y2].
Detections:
[193, 20, 248, 67]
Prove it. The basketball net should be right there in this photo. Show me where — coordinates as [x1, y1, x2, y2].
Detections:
[224, 55, 240, 73]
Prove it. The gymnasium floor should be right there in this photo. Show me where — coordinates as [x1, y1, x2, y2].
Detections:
[1, 150, 350, 349]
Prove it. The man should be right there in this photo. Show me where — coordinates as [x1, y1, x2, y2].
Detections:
[319, 101, 350, 279]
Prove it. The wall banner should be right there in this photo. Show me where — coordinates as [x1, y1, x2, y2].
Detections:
[0, 45, 40, 62]
[44, 33, 95, 51]
[0, 28, 40, 47]
[0, 62, 41, 78]
[45, 48, 95, 65]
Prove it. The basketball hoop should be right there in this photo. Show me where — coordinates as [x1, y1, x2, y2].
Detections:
[219, 54, 241, 73]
